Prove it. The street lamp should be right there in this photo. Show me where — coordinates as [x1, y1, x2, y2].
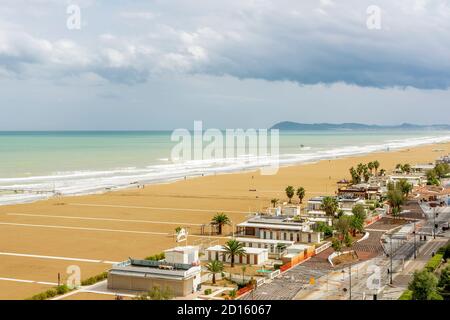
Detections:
[433, 206, 436, 239]
[389, 235, 393, 285]
[413, 221, 417, 259]
[349, 263, 352, 301]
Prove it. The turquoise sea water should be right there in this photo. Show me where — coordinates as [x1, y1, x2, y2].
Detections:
[0, 130, 449, 204]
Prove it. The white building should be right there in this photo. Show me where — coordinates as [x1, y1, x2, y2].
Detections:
[205, 245, 269, 266]
[107, 246, 202, 297]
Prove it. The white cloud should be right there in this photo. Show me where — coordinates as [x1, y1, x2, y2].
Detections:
[0, 0, 449, 88]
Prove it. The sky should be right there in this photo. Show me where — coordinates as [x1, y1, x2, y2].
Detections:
[1, 0, 450, 130]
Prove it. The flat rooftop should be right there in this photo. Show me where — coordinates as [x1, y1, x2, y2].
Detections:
[237, 221, 312, 231]
[206, 245, 268, 254]
[235, 237, 295, 245]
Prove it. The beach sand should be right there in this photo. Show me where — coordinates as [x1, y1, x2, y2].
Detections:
[0, 142, 449, 299]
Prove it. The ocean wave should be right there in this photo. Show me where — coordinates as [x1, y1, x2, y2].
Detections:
[0, 134, 449, 205]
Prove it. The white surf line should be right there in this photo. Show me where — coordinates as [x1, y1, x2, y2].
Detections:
[0, 277, 57, 286]
[0, 222, 229, 239]
[68, 202, 250, 214]
[6, 213, 203, 226]
[0, 251, 118, 264]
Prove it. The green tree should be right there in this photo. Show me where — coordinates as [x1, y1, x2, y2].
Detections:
[222, 239, 246, 268]
[315, 222, 333, 238]
[387, 188, 405, 217]
[211, 213, 231, 235]
[435, 163, 450, 178]
[320, 196, 339, 217]
[296, 187, 306, 204]
[368, 162, 374, 175]
[349, 167, 360, 184]
[426, 169, 440, 186]
[206, 260, 224, 284]
[438, 266, 450, 299]
[270, 198, 279, 208]
[350, 215, 364, 236]
[335, 215, 352, 238]
[408, 270, 442, 300]
[285, 186, 295, 203]
[175, 226, 182, 234]
[344, 232, 353, 248]
[373, 160, 380, 176]
[331, 237, 342, 254]
[352, 204, 367, 220]
[402, 163, 412, 174]
[398, 179, 413, 197]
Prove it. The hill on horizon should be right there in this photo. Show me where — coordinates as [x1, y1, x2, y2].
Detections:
[270, 121, 450, 131]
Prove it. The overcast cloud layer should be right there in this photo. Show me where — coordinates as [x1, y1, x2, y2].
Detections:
[0, 0, 450, 129]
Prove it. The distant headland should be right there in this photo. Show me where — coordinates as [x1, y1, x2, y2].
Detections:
[270, 122, 450, 131]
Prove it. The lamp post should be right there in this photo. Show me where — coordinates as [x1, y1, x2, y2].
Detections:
[349, 263, 352, 300]
[389, 235, 393, 285]
[413, 220, 417, 259]
[433, 207, 437, 239]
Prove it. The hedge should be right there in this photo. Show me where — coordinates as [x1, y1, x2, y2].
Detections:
[81, 272, 109, 286]
[398, 290, 413, 300]
[27, 285, 72, 300]
[425, 253, 443, 272]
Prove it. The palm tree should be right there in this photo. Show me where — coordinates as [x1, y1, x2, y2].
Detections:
[402, 163, 412, 174]
[373, 160, 380, 176]
[222, 239, 246, 268]
[398, 179, 413, 198]
[356, 163, 365, 179]
[270, 198, 279, 208]
[387, 188, 405, 218]
[368, 162, 374, 175]
[205, 260, 224, 284]
[320, 196, 339, 217]
[296, 187, 306, 204]
[349, 167, 360, 183]
[211, 213, 231, 235]
[285, 186, 295, 203]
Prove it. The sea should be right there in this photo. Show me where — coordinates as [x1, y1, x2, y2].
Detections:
[0, 130, 449, 205]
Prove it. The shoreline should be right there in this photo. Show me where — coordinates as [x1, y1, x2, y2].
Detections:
[1, 137, 450, 207]
[1, 140, 449, 208]
[0, 141, 449, 300]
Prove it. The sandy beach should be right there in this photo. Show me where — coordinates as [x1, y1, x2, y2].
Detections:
[0, 142, 449, 299]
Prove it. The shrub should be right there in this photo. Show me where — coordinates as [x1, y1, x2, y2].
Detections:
[425, 254, 443, 272]
[398, 290, 412, 300]
[204, 289, 212, 295]
[81, 272, 108, 286]
[273, 264, 283, 270]
[56, 284, 70, 295]
[145, 252, 165, 261]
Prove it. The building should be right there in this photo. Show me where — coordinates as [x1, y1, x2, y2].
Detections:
[307, 196, 326, 212]
[388, 174, 426, 187]
[338, 197, 366, 214]
[205, 245, 269, 265]
[107, 246, 201, 297]
[235, 237, 295, 258]
[281, 205, 301, 217]
[411, 163, 435, 174]
[281, 244, 315, 265]
[337, 184, 382, 200]
[236, 215, 322, 243]
[436, 155, 450, 165]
